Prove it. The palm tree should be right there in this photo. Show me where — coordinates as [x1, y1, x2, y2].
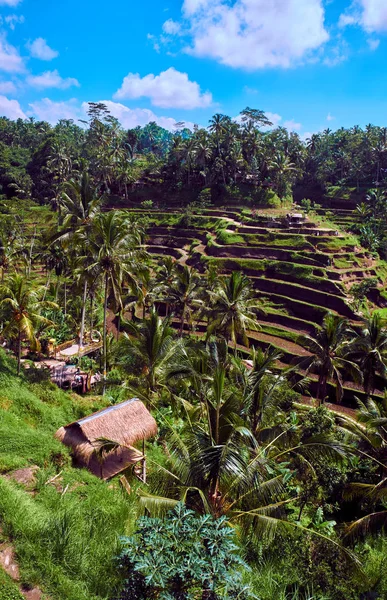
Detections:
[138, 368, 349, 549]
[0, 274, 56, 374]
[206, 271, 261, 349]
[348, 313, 387, 398]
[115, 309, 185, 399]
[52, 170, 102, 346]
[167, 265, 203, 335]
[297, 314, 360, 404]
[339, 396, 387, 543]
[85, 211, 145, 391]
[57, 170, 101, 235]
[242, 346, 284, 435]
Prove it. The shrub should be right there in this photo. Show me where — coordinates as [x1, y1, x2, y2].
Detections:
[141, 200, 154, 209]
[117, 503, 252, 600]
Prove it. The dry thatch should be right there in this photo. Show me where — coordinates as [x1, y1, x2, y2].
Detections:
[55, 398, 157, 479]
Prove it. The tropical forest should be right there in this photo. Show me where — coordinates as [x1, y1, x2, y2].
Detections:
[1, 102, 387, 600]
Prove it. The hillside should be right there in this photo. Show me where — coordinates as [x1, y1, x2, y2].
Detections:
[0, 349, 136, 600]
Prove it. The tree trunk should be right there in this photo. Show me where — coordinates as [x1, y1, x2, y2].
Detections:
[142, 438, 146, 483]
[102, 271, 109, 395]
[317, 374, 327, 406]
[17, 330, 21, 376]
[79, 280, 88, 347]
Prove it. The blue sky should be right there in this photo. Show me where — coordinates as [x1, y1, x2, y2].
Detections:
[0, 0, 387, 137]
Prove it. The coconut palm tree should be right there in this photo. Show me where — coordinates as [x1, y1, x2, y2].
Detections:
[85, 210, 145, 391]
[348, 313, 387, 398]
[206, 271, 261, 349]
[0, 274, 56, 374]
[57, 169, 101, 237]
[242, 345, 284, 435]
[297, 313, 361, 404]
[115, 309, 185, 400]
[167, 265, 203, 335]
[339, 396, 387, 543]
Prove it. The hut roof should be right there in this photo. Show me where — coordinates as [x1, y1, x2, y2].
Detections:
[55, 398, 157, 479]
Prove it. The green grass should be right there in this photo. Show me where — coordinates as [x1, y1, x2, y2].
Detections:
[260, 324, 300, 344]
[0, 570, 24, 600]
[201, 256, 328, 285]
[0, 350, 138, 600]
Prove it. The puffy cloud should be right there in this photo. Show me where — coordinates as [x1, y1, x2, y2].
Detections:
[86, 100, 194, 131]
[5, 15, 25, 30]
[26, 69, 80, 89]
[27, 38, 58, 60]
[29, 97, 194, 130]
[327, 112, 335, 121]
[367, 37, 380, 50]
[162, 19, 182, 35]
[0, 0, 22, 5]
[0, 36, 24, 72]
[0, 80, 16, 93]
[339, 1, 387, 33]
[177, 0, 329, 69]
[28, 98, 82, 124]
[114, 67, 212, 109]
[0, 94, 26, 119]
[264, 112, 282, 128]
[283, 119, 302, 132]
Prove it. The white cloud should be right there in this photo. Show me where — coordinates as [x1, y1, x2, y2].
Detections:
[264, 112, 282, 128]
[283, 119, 302, 131]
[339, 1, 387, 33]
[0, 94, 26, 119]
[27, 38, 58, 60]
[367, 37, 380, 50]
[178, 0, 329, 69]
[243, 85, 258, 94]
[0, 80, 16, 93]
[28, 98, 82, 124]
[86, 100, 194, 131]
[327, 112, 335, 121]
[29, 97, 195, 130]
[0, 36, 24, 72]
[0, 0, 22, 5]
[27, 70, 80, 89]
[162, 19, 182, 35]
[114, 67, 212, 109]
[323, 38, 349, 66]
[5, 14, 24, 30]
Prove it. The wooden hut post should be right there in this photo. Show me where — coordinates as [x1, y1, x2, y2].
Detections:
[142, 438, 146, 483]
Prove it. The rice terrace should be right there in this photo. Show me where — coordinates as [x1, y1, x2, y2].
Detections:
[1, 1, 387, 599]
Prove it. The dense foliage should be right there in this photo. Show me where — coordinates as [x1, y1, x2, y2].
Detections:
[1, 105, 387, 600]
[117, 503, 250, 600]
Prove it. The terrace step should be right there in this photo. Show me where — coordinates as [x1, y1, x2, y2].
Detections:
[251, 278, 353, 315]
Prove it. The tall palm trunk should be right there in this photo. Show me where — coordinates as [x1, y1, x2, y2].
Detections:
[102, 271, 109, 394]
[79, 280, 88, 347]
[17, 329, 21, 376]
[317, 373, 327, 406]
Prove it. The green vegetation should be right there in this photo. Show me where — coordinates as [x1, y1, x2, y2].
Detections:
[2, 104, 387, 600]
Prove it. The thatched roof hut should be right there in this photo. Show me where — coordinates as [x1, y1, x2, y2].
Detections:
[55, 398, 158, 479]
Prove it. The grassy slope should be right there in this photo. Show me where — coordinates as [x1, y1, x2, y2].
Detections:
[0, 350, 136, 600]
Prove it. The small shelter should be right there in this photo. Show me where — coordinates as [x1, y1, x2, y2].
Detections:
[287, 213, 305, 225]
[55, 398, 157, 480]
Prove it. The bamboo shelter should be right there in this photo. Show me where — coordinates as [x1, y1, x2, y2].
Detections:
[55, 398, 157, 479]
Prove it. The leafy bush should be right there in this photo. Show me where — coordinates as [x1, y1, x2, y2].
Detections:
[117, 503, 252, 600]
[141, 200, 154, 209]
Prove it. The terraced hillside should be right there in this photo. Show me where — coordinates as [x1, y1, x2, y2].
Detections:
[129, 205, 386, 405]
